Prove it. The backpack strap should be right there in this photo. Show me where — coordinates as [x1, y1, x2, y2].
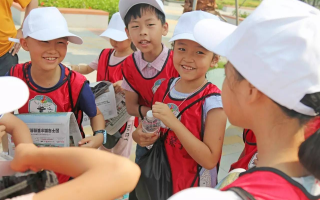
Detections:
[228, 187, 256, 200]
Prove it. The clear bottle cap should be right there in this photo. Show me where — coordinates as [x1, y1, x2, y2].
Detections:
[146, 110, 155, 120]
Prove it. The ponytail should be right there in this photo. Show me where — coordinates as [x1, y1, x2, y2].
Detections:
[299, 128, 320, 180]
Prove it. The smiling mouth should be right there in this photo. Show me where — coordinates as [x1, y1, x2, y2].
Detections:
[139, 40, 150, 45]
[181, 65, 195, 70]
[43, 57, 58, 61]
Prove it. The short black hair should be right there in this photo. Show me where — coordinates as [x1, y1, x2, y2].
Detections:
[124, 4, 166, 28]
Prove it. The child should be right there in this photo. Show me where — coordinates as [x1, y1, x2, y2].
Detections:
[149, 11, 227, 193]
[7, 7, 106, 183]
[170, 0, 320, 199]
[71, 12, 134, 159]
[119, 0, 179, 163]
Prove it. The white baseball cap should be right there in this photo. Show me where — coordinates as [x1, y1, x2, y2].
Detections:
[0, 77, 29, 114]
[23, 7, 83, 44]
[168, 187, 242, 200]
[119, 0, 165, 21]
[194, 0, 320, 116]
[100, 12, 128, 42]
[169, 11, 221, 43]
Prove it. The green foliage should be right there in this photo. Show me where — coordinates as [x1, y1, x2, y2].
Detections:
[39, 0, 120, 19]
[216, 0, 261, 8]
[232, 10, 250, 18]
[208, 61, 226, 71]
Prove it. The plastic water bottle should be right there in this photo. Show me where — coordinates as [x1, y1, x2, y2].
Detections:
[142, 110, 160, 149]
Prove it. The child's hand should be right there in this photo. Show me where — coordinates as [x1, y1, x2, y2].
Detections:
[132, 124, 159, 147]
[79, 134, 103, 148]
[113, 80, 123, 94]
[10, 143, 41, 172]
[152, 102, 178, 129]
[0, 125, 6, 138]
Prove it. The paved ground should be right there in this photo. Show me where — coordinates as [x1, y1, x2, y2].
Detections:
[9, 2, 244, 182]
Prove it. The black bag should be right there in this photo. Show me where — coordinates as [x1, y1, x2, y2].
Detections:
[135, 130, 172, 200]
[0, 170, 58, 200]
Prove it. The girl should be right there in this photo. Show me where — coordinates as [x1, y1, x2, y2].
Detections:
[170, 0, 320, 199]
[135, 11, 228, 194]
[72, 12, 135, 159]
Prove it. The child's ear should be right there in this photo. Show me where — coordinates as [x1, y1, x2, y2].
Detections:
[210, 54, 220, 68]
[125, 28, 131, 39]
[20, 38, 29, 51]
[162, 22, 169, 37]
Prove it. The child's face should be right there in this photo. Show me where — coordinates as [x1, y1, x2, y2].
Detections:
[125, 10, 168, 54]
[173, 39, 216, 82]
[110, 39, 131, 53]
[21, 37, 68, 71]
[221, 62, 247, 127]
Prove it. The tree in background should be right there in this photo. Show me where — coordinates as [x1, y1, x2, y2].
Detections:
[182, 0, 216, 13]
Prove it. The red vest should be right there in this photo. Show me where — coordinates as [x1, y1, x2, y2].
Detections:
[152, 78, 221, 194]
[230, 129, 257, 171]
[222, 168, 320, 200]
[230, 118, 320, 171]
[122, 50, 179, 108]
[96, 48, 129, 134]
[97, 49, 124, 83]
[9, 62, 87, 184]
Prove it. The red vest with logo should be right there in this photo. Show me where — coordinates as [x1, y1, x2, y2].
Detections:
[9, 62, 88, 184]
[152, 78, 221, 194]
[96, 48, 128, 134]
[230, 118, 320, 171]
[222, 168, 320, 200]
[97, 49, 124, 83]
[122, 50, 179, 108]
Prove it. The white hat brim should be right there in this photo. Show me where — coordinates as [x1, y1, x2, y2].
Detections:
[28, 28, 83, 45]
[100, 28, 128, 42]
[0, 77, 29, 114]
[194, 19, 237, 55]
[169, 33, 196, 43]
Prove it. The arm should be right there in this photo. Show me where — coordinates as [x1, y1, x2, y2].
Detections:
[153, 102, 227, 169]
[71, 65, 95, 75]
[77, 84, 105, 148]
[10, 144, 140, 200]
[124, 90, 150, 117]
[10, 0, 38, 55]
[79, 107, 105, 148]
[0, 113, 33, 145]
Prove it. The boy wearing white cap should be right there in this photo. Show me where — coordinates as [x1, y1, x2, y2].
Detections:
[145, 11, 227, 193]
[6, 7, 106, 184]
[169, 0, 320, 199]
[119, 0, 179, 164]
[71, 12, 134, 160]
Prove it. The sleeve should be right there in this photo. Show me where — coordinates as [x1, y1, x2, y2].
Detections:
[88, 56, 99, 70]
[203, 95, 223, 121]
[6, 193, 35, 200]
[78, 83, 97, 118]
[14, 0, 32, 8]
[121, 78, 134, 92]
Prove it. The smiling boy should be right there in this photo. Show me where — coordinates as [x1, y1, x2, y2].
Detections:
[6, 7, 106, 184]
[119, 0, 179, 164]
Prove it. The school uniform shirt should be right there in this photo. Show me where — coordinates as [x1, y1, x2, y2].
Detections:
[121, 44, 179, 107]
[153, 77, 222, 194]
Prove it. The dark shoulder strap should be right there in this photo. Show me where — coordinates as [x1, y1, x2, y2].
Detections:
[228, 187, 256, 200]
